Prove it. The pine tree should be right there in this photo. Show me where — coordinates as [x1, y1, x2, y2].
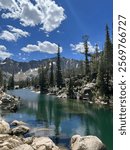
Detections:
[50, 62, 54, 87]
[82, 35, 90, 77]
[95, 44, 99, 62]
[39, 66, 47, 93]
[104, 25, 113, 76]
[3, 80, 7, 92]
[56, 44, 63, 88]
[68, 78, 74, 99]
[96, 53, 105, 96]
[103, 25, 113, 97]
[91, 44, 99, 78]
[8, 72, 14, 90]
[96, 25, 113, 99]
[0, 69, 3, 87]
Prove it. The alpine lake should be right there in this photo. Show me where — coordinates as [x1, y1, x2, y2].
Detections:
[1, 89, 113, 150]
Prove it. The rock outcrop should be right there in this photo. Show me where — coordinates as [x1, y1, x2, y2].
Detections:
[12, 144, 34, 150]
[31, 137, 60, 150]
[0, 91, 20, 112]
[0, 120, 107, 150]
[0, 120, 10, 134]
[11, 120, 27, 126]
[0, 134, 60, 150]
[11, 125, 30, 136]
[71, 135, 106, 150]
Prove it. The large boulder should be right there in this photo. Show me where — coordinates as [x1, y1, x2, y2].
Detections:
[0, 146, 9, 150]
[31, 137, 60, 150]
[71, 135, 106, 150]
[12, 144, 34, 150]
[0, 134, 10, 140]
[0, 120, 10, 134]
[11, 125, 30, 135]
[0, 93, 20, 112]
[23, 137, 34, 145]
[0, 134, 22, 149]
[57, 93, 67, 99]
[11, 120, 27, 126]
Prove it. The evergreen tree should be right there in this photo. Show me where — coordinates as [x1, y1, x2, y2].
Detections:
[39, 66, 47, 93]
[3, 80, 7, 92]
[56, 44, 63, 88]
[68, 78, 74, 99]
[0, 69, 3, 87]
[26, 77, 31, 87]
[96, 25, 113, 100]
[103, 25, 113, 97]
[104, 25, 113, 77]
[96, 53, 105, 96]
[95, 44, 99, 62]
[8, 72, 14, 90]
[82, 35, 90, 76]
[50, 62, 54, 87]
[91, 44, 99, 78]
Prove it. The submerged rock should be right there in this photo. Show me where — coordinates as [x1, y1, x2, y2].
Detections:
[71, 135, 106, 150]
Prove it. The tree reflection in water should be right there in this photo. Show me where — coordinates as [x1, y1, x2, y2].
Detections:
[6, 89, 112, 150]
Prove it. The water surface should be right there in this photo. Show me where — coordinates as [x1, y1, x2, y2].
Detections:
[4, 89, 113, 150]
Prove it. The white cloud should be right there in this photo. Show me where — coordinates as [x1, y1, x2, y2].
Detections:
[0, 45, 13, 59]
[21, 41, 63, 54]
[0, 25, 29, 41]
[70, 42, 96, 54]
[0, 0, 66, 32]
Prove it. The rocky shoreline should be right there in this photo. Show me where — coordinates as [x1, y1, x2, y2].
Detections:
[0, 120, 106, 150]
[0, 90, 109, 150]
[0, 91, 20, 112]
[46, 82, 112, 106]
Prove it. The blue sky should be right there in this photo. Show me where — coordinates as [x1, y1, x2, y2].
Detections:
[0, 0, 113, 62]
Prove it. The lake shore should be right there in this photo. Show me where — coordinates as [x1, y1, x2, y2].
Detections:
[0, 119, 107, 150]
[2, 89, 112, 150]
[31, 85, 113, 107]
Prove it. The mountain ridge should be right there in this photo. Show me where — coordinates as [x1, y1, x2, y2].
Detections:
[0, 57, 83, 76]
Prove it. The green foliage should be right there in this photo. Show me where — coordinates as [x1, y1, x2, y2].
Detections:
[90, 44, 99, 80]
[39, 66, 47, 93]
[8, 73, 14, 90]
[96, 53, 106, 96]
[0, 69, 3, 87]
[92, 44, 99, 73]
[83, 35, 90, 76]
[68, 78, 74, 99]
[50, 62, 54, 87]
[31, 77, 39, 88]
[56, 45, 64, 88]
[104, 25, 113, 76]
[97, 25, 113, 100]
[3, 80, 7, 92]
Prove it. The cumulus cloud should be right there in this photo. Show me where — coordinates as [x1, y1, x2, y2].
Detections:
[70, 42, 97, 54]
[0, 0, 66, 32]
[0, 25, 29, 41]
[0, 45, 13, 59]
[21, 41, 63, 54]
